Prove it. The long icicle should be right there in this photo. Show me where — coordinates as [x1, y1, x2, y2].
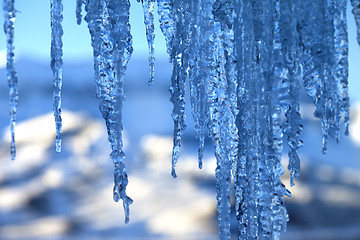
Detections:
[169, 0, 189, 178]
[209, 22, 237, 240]
[3, 0, 18, 160]
[279, 0, 303, 186]
[187, 0, 204, 168]
[50, 0, 64, 153]
[259, 1, 278, 238]
[233, 1, 247, 238]
[212, 2, 238, 238]
[84, 0, 133, 223]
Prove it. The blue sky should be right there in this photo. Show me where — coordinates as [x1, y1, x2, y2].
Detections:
[0, 0, 359, 100]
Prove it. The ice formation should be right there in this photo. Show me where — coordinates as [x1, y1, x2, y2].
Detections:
[3, 0, 18, 160]
[140, 0, 155, 85]
[2, 0, 359, 239]
[50, 0, 64, 153]
[84, 0, 133, 223]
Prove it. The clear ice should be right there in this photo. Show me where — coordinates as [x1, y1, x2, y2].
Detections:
[50, 0, 64, 153]
[83, 0, 133, 223]
[76, 0, 84, 25]
[158, 0, 351, 239]
[140, 0, 156, 85]
[2, 0, 359, 239]
[3, 0, 18, 160]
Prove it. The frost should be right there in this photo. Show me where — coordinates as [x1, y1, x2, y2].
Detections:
[2, 0, 358, 239]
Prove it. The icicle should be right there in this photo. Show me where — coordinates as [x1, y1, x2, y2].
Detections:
[279, 0, 302, 187]
[156, 0, 179, 175]
[258, 2, 290, 238]
[50, 0, 64, 153]
[259, 1, 280, 238]
[237, 1, 266, 238]
[296, 0, 331, 153]
[156, 0, 174, 58]
[254, 0, 275, 238]
[1, 0, 357, 238]
[212, 0, 238, 124]
[334, 0, 349, 136]
[84, 0, 133, 223]
[351, 0, 360, 45]
[3, 0, 18, 160]
[321, 0, 341, 149]
[233, 0, 255, 238]
[208, 22, 237, 240]
[285, 86, 303, 186]
[140, 0, 155, 85]
[211, 3, 239, 238]
[187, 0, 205, 168]
[169, 0, 193, 178]
[269, 109, 289, 240]
[233, 0, 244, 237]
[76, 0, 84, 25]
[270, 2, 290, 237]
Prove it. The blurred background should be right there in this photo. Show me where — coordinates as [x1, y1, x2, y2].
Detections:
[0, 1, 360, 239]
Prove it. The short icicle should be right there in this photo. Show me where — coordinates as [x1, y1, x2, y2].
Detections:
[156, 0, 174, 57]
[140, 0, 155, 85]
[76, 0, 84, 25]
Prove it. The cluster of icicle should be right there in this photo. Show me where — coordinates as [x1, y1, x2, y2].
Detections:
[3, 0, 360, 239]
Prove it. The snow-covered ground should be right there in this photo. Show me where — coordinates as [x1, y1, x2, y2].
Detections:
[0, 58, 359, 239]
